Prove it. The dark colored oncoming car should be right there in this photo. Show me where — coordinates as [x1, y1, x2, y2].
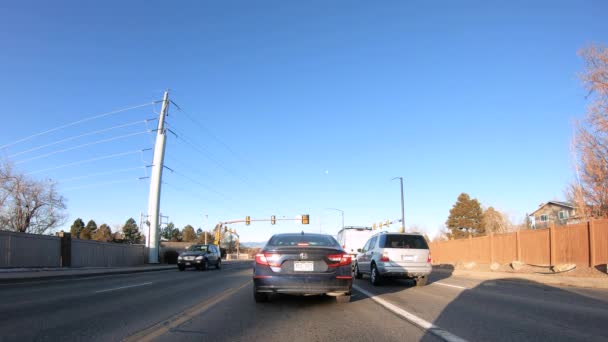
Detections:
[177, 244, 222, 271]
[253, 232, 353, 303]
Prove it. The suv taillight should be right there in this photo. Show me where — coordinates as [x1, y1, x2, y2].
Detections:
[380, 252, 390, 262]
[255, 253, 281, 267]
[427, 252, 432, 264]
[327, 254, 351, 267]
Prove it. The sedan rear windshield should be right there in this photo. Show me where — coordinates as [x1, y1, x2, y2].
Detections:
[380, 235, 429, 249]
[267, 234, 339, 247]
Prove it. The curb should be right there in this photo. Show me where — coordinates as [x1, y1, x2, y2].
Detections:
[0, 260, 253, 284]
[0, 266, 176, 284]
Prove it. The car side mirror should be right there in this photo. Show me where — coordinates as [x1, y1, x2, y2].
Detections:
[357, 248, 362, 253]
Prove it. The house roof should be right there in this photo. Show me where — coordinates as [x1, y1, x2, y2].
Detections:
[529, 201, 575, 216]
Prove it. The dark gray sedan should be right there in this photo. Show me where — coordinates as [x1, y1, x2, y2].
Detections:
[177, 244, 222, 271]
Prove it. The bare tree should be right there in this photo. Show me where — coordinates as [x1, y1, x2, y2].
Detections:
[482, 207, 513, 234]
[570, 45, 608, 218]
[0, 161, 66, 234]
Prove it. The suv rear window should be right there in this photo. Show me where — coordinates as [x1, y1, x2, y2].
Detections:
[267, 234, 339, 247]
[380, 235, 428, 249]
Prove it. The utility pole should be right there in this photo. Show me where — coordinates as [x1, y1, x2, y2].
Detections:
[146, 90, 170, 263]
[392, 177, 405, 233]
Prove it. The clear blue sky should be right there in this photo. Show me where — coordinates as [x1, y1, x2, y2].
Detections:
[1, 1, 606, 242]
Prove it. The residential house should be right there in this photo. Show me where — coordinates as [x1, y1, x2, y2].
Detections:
[529, 201, 578, 228]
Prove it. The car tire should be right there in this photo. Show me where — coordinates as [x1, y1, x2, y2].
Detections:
[353, 263, 362, 279]
[178, 265, 185, 271]
[335, 294, 351, 303]
[201, 260, 208, 271]
[370, 264, 382, 286]
[216, 259, 221, 270]
[254, 290, 268, 303]
[416, 276, 428, 287]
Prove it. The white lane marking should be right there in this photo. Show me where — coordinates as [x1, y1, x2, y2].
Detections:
[93, 282, 153, 294]
[433, 282, 468, 290]
[353, 284, 469, 342]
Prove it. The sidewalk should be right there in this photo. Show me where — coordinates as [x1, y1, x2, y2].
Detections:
[433, 266, 608, 289]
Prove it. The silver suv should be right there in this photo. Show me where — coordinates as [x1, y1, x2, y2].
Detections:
[354, 232, 431, 286]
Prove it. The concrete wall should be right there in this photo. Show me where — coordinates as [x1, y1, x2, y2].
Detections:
[71, 239, 145, 267]
[430, 218, 608, 268]
[0, 230, 61, 267]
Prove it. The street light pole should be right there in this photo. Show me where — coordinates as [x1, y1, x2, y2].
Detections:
[325, 208, 344, 231]
[392, 177, 405, 233]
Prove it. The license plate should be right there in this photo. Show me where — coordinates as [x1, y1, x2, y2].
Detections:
[294, 261, 314, 272]
[402, 255, 415, 262]
[185, 262, 191, 266]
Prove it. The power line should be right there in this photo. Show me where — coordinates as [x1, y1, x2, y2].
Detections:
[0, 101, 156, 150]
[170, 127, 251, 186]
[57, 166, 146, 183]
[26, 149, 144, 175]
[171, 102, 249, 164]
[62, 178, 143, 191]
[16, 131, 151, 164]
[171, 169, 231, 200]
[163, 181, 221, 205]
[8, 119, 156, 159]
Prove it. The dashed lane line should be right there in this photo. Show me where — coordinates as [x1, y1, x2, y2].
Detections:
[433, 282, 468, 290]
[93, 282, 154, 293]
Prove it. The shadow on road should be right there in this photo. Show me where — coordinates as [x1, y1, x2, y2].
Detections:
[420, 277, 608, 342]
[349, 264, 455, 303]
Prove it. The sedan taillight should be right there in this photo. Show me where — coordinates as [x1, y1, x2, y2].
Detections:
[255, 253, 281, 267]
[327, 254, 352, 267]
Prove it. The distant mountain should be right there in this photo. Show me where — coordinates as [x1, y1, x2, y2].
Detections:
[241, 241, 266, 248]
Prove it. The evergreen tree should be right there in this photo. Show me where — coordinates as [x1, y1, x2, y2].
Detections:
[85, 220, 97, 233]
[182, 225, 196, 242]
[170, 228, 182, 242]
[122, 218, 142, 244]
[446, 193, 485, 238]
[92, 224, 113, 242]
[161, 222, 175, 240]
[70, 218, 85, 239]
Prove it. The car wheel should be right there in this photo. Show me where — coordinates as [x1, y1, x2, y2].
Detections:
[178, 265, 185, 271]
[254, 290, 268, 303]
[370, 264, 382, 286]
[201, 260, 208, 271]
[416, 276, 428, 287]
[353, 263, 362, 279]
[335, 294, 351, 303]
[216, 259, 221, 270]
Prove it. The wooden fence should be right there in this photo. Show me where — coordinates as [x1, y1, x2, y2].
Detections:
[430, 219, 608, 267]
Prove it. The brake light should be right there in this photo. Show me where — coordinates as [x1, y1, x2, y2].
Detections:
[427, 252, 432, 264]
[297, 242, 309, 246]
[255, 253, 281, 267]
[380, 252, 390, 262]
[255, 253, 268, 266]
[327, 254, 351, 267]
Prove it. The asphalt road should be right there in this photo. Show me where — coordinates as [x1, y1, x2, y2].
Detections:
[1, 262, 607, 342]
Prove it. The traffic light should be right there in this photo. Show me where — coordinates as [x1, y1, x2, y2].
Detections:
[246, 216, 251, 225]
[302, 214, 310, 225]
[271, 215, 276, 225]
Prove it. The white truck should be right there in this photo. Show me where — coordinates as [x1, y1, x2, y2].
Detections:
[336, 226, 374, 258]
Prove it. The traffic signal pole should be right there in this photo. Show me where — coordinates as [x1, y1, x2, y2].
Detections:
[146, 91, 169, 263]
